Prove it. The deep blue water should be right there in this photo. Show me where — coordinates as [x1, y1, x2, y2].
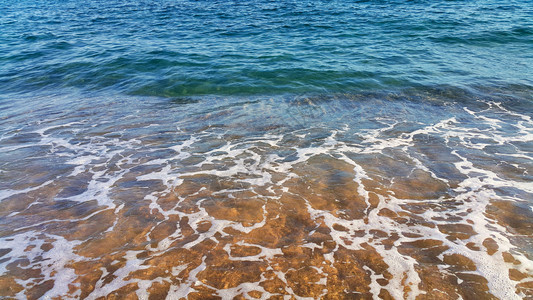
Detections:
[1, 0, 532, 97]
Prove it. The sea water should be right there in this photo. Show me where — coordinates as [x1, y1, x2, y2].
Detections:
[0, 0, 532, 299]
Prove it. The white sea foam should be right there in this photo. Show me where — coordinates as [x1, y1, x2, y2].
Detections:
[0, 231, 83, 299]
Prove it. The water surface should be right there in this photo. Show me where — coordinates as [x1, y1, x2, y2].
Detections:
[0, 0, 532, 299]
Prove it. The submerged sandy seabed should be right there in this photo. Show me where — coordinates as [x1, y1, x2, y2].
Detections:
[0, 94, 532, 299]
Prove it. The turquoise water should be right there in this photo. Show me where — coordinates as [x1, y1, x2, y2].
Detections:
[1, 1, 533, 299]
[1, 0, 532, 96]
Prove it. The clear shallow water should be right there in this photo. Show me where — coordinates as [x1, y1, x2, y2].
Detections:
[1, 89, 533, 299]
[1, 0, 533, 299]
